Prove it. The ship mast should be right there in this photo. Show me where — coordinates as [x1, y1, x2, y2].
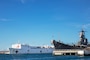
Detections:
[78, 28, 88, 45]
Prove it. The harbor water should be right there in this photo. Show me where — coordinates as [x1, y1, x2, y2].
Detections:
[0, 54, 90, 60]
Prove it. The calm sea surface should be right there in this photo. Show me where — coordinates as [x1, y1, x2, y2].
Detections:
[0, 54, 90, 60]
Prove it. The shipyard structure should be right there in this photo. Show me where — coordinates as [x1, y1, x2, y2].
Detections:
[52, 29, 90, 56]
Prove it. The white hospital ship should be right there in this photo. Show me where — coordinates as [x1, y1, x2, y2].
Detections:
[9, 43, 54, 54]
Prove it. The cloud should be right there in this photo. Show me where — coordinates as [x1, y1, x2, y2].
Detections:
[66, 23, 90, 30]
[0, 18, 8, 22]
[13, 0, 35, 4]
[13, 0, 26, 4]
[83, 24, 90, 29]
[20, 0, 31, 4]
[20, 0, 25, 4]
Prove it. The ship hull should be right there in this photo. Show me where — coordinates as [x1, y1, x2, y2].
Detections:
[9, 48, 53, 54]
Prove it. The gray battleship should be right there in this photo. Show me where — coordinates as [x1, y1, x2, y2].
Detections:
[52, 29, 89, 49]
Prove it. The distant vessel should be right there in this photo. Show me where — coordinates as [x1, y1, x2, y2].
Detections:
[52, 29, 90, 56]
[52, 29, 89, 49]
[9, 43, 54, 54]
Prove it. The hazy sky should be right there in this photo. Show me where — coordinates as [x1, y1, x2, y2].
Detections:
[0, 0, 90, 50]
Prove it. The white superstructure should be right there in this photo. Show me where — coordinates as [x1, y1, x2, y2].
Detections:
[9, 43, 54, 54]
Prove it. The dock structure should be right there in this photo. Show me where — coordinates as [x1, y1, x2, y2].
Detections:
[0, 51, 10, 54]
[53, 49, 90, 56]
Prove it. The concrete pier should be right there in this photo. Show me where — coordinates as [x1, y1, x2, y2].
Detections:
[0, 51, 10, 54]
[53, 49, 90, 56]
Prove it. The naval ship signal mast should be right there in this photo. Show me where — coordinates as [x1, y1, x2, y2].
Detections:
[78, 28, 88, 45]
